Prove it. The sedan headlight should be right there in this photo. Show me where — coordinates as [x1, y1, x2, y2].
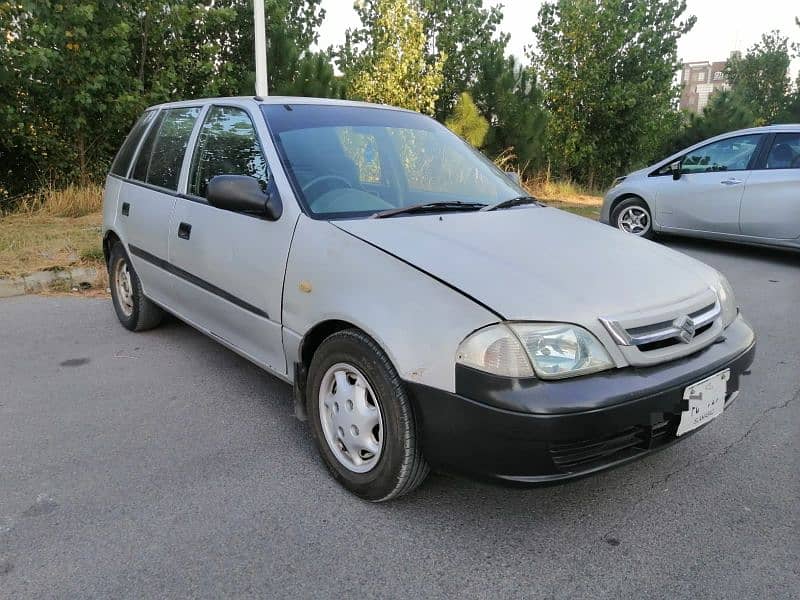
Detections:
[456, 323, 614, 380]
[713, 274, 738, 328]
[611, 176, 627, 188]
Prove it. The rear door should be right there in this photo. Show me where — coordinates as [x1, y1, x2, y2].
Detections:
[168, 104, 295, 375]
[654, 133, 763, 234]
[739, 132, 800, 240]
[119, 106, 202, 304]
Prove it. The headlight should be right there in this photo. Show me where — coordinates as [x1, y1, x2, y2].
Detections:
[456, 323, 614, 380]
[611, 176, 627, 188]
[713, 274, 738, 328]
[456, 324, 534, 378]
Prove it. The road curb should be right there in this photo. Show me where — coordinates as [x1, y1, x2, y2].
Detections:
[0, 267, 99, 298]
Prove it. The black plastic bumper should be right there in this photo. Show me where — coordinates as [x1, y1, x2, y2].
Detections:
[406, 316, 756, 484]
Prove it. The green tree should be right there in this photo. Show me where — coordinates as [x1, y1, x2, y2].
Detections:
[472, 49, 547, 172]
[725, 31, 794, 124]
[341, 0, 444, 114]
[1, 1, 138, 186]
[342, 0, 509, 120]
[418, 0, 508, 120]
[532, 0, 695, 187]
[663, 90, 756, 156]
[445, 92, 489, 147]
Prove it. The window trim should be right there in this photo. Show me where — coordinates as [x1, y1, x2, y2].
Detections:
[183, 103, 271, 203]
[110, 109, 158, 179]
[120, 109, 161, 180]
[129, 105, 203, 193]
[649, 133, 767, 177]
[751, 132, 800, 171]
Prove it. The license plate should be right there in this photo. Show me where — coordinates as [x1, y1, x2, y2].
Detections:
[676, 369, 730, 436]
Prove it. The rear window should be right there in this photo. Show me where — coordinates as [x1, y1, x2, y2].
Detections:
[110, 111, 157, 177]
[132, 106, 201, 190]
[765, 133, 800, 169]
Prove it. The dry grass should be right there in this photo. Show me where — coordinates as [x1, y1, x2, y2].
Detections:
[494, 150, 603, 220]
[0, 211, 104, 278]
[15, 184, 104, 218]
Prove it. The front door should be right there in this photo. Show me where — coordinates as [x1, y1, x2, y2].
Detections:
[739, 132, 800, 240]
[168, 105, 295, 375]
[655, 133, 763, 234]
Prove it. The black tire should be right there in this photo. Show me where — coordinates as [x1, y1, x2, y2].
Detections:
[610, 197, 655, 240]
[108, 241, 164, 332]
[307, 329, 429, 501]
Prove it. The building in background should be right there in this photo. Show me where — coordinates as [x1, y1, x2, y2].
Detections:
[679, 59, 730, 113]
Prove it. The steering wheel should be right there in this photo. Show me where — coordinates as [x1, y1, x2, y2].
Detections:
[302, 175, 354, 200]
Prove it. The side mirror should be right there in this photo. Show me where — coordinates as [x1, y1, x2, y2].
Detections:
[505, 171, 522, 185]
[207, 175, 282, 221]
[670, 160, 682, 180]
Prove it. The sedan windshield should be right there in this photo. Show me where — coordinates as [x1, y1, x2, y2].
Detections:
[262, 103, 526, 219]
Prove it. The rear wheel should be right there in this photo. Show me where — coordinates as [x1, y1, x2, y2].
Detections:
[108, 241, 164, 331]
[611, 197, 654, 239]
[307, 329, 429, 501]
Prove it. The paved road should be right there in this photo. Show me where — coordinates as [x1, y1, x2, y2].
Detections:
[1, 238, 798, 599]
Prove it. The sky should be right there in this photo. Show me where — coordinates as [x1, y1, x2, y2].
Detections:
[316, 0, 800, 78]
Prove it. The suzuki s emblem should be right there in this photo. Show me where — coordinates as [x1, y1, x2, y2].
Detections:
[673, 315, 696, 344]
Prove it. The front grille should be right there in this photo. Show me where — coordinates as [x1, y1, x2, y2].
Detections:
[622, 301, 718, 351]
[549, 419, 675, 472]
[600, 290, 723, 367]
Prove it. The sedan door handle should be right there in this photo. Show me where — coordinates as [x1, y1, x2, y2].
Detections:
[121, 202, 130, 216]
[721, 178, 743, 186]
[177, 222, 192, 240]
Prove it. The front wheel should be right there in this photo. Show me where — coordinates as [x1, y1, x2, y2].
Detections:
[307, 329, 429, 501]
[611, 197, 655, 239]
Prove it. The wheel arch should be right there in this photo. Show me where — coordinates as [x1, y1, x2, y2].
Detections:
[102, 229, 122, 265]
[292, 319, 393, 421]
[609, 193, 651, 221]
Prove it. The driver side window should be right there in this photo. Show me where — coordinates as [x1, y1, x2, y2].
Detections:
[679, 134, 762, 175]
[188, 106, 269, 198]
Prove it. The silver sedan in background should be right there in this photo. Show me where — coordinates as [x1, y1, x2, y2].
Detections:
[602, 124, 800, 250]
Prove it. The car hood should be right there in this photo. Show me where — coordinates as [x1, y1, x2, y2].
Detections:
[334, 207, 718, 324]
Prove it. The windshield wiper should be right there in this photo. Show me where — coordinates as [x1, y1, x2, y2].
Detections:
[481, 195, 541, 212]
[372, 201, 486, 219]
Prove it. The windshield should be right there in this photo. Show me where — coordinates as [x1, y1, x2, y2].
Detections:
[262, 104, 526, 218]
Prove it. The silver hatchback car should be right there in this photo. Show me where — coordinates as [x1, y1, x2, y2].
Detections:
[602, 125, 800, 249]
[103, 97, 755, 500]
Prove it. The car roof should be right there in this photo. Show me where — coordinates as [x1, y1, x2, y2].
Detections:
[145, 95, 417, 114]
[647, 123, 800, 171]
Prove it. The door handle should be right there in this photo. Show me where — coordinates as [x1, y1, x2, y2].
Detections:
[177, 222, 192, 240]
[721, 178, 743, 186]
[121, 202, 130, 216]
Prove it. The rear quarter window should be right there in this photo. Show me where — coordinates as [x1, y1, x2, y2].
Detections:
[110, 111, 157, 177]
[132, 106, 201, 191]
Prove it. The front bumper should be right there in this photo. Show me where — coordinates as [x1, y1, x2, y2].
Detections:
[406, 316, 755, 484]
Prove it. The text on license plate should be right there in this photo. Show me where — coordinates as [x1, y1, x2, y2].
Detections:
[677, 369, 730, 436]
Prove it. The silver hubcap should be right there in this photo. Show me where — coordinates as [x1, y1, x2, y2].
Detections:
[114, 259, 134, 317]
[618, 206, 651, 236]
[318, 363, 384, 473]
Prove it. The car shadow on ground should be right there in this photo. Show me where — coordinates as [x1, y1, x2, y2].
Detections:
[657, 234, 799, 268]
[156, 314, 692, 536]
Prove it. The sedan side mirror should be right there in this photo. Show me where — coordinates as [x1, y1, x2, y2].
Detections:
[670, 160, 682, 180]
[207, 175, 282, 221]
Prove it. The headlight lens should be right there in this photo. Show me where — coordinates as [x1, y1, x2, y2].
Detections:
[611, 176, 627, 188]
[509, 323, 615, 379]
[714, 275, 738, 328]
[456, 323, 614, 380]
